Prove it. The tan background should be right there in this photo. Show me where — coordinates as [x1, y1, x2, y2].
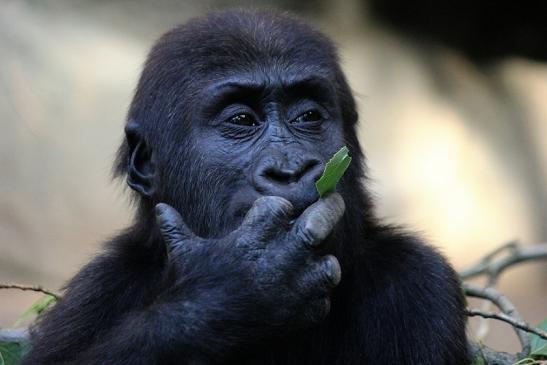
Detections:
[0, 0, 545, 353]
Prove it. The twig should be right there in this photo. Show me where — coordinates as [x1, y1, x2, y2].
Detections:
[468, 341, 518, 365]
[464, 283, 531, 357]
[0, 328, 28, 343]
[460, 242, 547, 346]
[476, 295, 493, 341]
[466, 309, 547, 340]
[0, 283, 60, 300]
[460, 242, 547, 286]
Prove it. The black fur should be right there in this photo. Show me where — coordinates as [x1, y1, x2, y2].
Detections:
[23, 10, 469, 365]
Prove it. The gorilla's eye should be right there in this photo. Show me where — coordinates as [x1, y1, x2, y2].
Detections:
[294, 110, 323, 124]
[229, 113, 259, 127]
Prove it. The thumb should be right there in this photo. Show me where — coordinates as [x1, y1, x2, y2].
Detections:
[155, 203, 196, 247]
[291, 192, 345, 248]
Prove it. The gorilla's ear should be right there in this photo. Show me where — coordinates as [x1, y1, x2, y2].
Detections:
[125, 120, 156, 197]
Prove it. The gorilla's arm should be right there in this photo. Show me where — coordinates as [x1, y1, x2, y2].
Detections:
[22, 248, 165, 364]
[23, 194, 345, 365]
[348, 231, 469, 364]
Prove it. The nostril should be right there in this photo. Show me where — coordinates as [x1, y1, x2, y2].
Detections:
[262, 159, 322, 185]
[263, 167, 294, 184]
[300, 159, 321, 180]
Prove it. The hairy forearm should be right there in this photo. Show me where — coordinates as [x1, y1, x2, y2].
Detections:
[69, 305, 214, 364]
[72, 284, 260, 365]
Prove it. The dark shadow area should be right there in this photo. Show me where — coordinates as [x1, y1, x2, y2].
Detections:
[369, 0, 547, 63]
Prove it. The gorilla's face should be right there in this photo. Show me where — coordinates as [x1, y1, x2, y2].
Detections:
[161, 67, 346, 238]
[121, 13, 357, 239]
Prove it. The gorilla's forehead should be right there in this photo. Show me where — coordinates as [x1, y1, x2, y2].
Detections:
[172, 49, 339, 106]
[200, 71, 336, 103]
[170, 39, 337, 84]
[131, 11, 347, 129]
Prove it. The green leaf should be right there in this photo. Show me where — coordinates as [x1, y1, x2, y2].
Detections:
[14, 294, 57, 327]
[0, 342, 30, 365]
[529, 318, 547, 358]
[315, 146, 352, 197]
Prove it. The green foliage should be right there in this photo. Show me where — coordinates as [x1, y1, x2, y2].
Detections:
[14, 294, 57, 327]
[529, 318, 547, 359]
[0, 295, 57, 364]
[315, 146, 352, 197]
[0, 342, 30, 365]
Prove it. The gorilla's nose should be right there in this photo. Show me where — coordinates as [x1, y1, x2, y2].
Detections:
[252, 154, 323, 211]
[262, 159, 321, 185]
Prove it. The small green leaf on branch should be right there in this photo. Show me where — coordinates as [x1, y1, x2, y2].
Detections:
[14, 294, 57, 327]
[0, 342, 30, 365]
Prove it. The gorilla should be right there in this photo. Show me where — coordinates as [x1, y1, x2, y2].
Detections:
[23, 10, 469, 365]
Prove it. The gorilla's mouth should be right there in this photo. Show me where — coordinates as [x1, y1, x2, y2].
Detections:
[229, 185, 319, 223]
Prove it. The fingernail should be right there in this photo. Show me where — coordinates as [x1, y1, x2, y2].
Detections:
[324, 256, 341, 285]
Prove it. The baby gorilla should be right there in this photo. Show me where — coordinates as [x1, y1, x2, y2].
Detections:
[23, 10, 469, 365]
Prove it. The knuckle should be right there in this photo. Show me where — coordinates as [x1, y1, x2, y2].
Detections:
[161, 223, 180, 238]
[318, 208, 336, 228]
[247, 196, 293, 224]
[295, 224, 317, 247]
[323, 193, 346, 220]
[253, 195, 274, 207]
[298, 216, 330, 248]
[264, 196, 293, 218]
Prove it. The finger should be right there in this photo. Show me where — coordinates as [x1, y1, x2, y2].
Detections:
[293, 255, 341, 324]
[297, 255, 342, 296]
[238, 196, 294, 239]
[291, 192, 345, 248]
[302, 297, 331, 324]
[155, 203, 196, 247]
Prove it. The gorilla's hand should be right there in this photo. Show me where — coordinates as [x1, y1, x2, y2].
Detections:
[154, 193, 345, 334]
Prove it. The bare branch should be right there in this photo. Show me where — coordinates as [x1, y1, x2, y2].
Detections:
[0, 328, 28, 343]
[460, 242, 547, 285]
[466, 309, 547, 340]
[0, 283, 60, 300]
[468, 341, 518, 365]
[464, 283, 531, 356]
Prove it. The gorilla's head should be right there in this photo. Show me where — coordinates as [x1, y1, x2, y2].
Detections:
[115, 11, 368, 238]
